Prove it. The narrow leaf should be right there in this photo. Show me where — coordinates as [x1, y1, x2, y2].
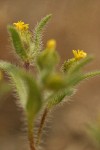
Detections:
[34, 14, 52, 52]
[67, 56, 93, 76]
[47, 88, 74, 108]
[8, 26, 27, 60]
[81, 71, 100, 81]
[0, 61, 42, 120]
[65, 72, 83, 87]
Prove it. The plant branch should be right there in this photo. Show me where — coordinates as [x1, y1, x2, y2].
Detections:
[36, 108, 49, 146]
[23, 61, 30, 71]
[28, 121, 36, 150]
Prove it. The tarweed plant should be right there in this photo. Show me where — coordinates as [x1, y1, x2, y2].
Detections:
[0, 14, 100, 150]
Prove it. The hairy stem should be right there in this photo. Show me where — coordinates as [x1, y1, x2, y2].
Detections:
[36, 108, 49, 146]
[23, 61, 30, 70]
[28, 122, 36, 150]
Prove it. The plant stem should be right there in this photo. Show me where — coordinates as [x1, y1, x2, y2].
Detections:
[23, 61, 30, 71]
[28, 122, 36, 150]
[36, 108, 48, 146]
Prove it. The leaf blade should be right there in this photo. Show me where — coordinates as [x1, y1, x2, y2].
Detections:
[8, 26, 27, 60]
[33, 14, 52, 52]
[0, 61, 42, 120]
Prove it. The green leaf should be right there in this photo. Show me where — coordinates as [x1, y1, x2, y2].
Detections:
[67, 56, 93, 76]
[61, 58, 75, 73]
[47, 88, 74, 108]
[33, 14, 52, 52]
[65, 72, 83, 87]
[0, 61, 42, 121]
[81, 71, 100, 81]
[8, 26, 27, 60]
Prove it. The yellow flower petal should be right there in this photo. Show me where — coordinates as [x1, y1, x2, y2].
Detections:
[72, 49, 87, 60]
[13, 21, 29, 31]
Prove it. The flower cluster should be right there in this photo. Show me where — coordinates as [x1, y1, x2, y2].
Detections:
[13, 21, 87, 62]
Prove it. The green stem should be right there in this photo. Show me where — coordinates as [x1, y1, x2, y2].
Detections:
[36, 108, 48, 146]
[28, 121, 36, 150]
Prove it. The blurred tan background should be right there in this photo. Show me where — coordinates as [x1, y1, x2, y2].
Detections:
[0, 0, 100, 150]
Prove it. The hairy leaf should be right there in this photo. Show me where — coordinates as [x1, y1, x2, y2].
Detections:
[47, 88, 74, 108]
[0, 61, 42, 120]
[67, 56, 93, 76]
[33, 14, 52, 52]
[81, 71, 100, 81]
[8, 26, 27, 60]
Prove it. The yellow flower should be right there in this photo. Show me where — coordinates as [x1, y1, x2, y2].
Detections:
[72, 49, 87, 60]
[46, 39, 56, 50]
[13, 21, 29, 31]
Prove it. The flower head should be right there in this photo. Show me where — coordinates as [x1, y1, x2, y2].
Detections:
[72, 49, 87, 60]
[46, 39, 56, 50]
[13, 21, 29, 31]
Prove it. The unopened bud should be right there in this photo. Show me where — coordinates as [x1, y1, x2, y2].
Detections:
[46, 39, 56, 50]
